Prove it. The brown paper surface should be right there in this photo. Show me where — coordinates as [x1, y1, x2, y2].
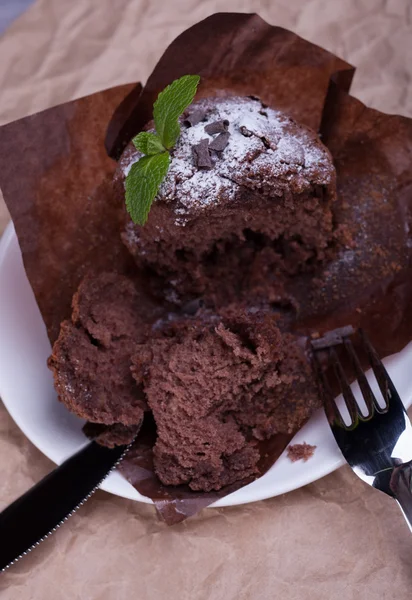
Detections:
[1, 1, 412, 598]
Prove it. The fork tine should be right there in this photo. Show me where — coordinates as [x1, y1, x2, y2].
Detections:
[343, 338, 384, 415]
[359, 329, 390, 410]
[313, 352, 345, 427]
[329, 347, 360, 426]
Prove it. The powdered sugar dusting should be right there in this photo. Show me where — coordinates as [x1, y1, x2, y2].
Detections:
[121, 148, 139, 177]
[119, 96, 335, 226]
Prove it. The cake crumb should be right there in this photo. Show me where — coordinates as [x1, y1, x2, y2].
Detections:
[287, 442, 316, 462]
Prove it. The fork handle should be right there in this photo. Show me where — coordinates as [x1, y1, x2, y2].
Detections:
[390, 461, 412, 532]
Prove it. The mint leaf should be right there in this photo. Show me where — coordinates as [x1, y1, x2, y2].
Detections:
[125, 152, 170, 225]
[124, 74, 200, 226]
[133, 131, 165, 155]
[153, 74, 200, 149]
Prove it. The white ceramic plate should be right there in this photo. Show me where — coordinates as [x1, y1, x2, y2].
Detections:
[1, 222, 412, 508]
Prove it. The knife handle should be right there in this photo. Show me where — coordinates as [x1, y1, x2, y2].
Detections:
[0, 441, 126, 571]
[390, 460, 412, 533]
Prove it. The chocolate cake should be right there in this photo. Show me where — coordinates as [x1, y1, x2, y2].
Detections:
[48, 272, 163, 427]
[48, 94, 341, 493]
[131, 309, 319, 491]
[115, 96, 339, 305]
[48, 94, 355, 493]
[50, 270, 320, 490]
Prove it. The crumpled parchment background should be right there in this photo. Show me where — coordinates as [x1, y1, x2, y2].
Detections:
[1, 1, 412, 598]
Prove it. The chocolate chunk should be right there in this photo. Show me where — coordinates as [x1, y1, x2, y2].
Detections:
[311, 325, 355, 350]
[209, 132, 230, 152]
[185, 109, 207, 127]
[240, 126, 253, 137]
[193, 138, 213, 169]
[204, 120, 229, 135]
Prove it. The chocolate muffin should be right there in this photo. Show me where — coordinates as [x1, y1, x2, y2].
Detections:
[49, 95, 335, 493]
[48, 272, 163, 427]
[115, 96, 338, 305]
[131, 309, 319, 492]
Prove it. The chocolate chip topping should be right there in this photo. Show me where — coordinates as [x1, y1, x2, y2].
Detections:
[240, 126, 253, 137]
[121, 96, 336, 216]
[192, 138, 213, 169]
[209, 131, 230, 152]
[184, 109, 207, 127]
[204, 120, 229, 135]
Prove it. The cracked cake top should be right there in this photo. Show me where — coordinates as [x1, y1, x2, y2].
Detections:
[119, 96, 335, 226]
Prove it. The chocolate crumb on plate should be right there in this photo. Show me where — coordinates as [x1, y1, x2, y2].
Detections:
[287, 443, 316, 462]
[209, 131, 230, 152]
[192, 138, 212, 169]
[204, 119, 229, 135]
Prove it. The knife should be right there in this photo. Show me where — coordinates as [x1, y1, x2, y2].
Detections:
[0, 440, 132, 572]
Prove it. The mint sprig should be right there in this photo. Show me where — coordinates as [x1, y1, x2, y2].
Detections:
[133, 131, 165, 155]
[153, 75, 201, 150]
[125, 74, 200, 226]
[125, 153, 170, 225]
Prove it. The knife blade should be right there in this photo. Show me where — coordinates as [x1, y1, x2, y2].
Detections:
[0, 440, 132, 572]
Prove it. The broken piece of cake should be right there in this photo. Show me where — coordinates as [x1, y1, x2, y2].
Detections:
[48, 272, 162, 427]
[131, 309, 319, 491]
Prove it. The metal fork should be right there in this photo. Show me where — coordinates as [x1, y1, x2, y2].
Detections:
[314, 329, 412, 531]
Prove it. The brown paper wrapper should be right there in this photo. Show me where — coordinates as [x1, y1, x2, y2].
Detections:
[1, 13, 412, 525]
[118, 415, 292, 524]
[294, 84, 412, 356]
[106, 12, 355, 159]
[0, 84, 137, 343]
